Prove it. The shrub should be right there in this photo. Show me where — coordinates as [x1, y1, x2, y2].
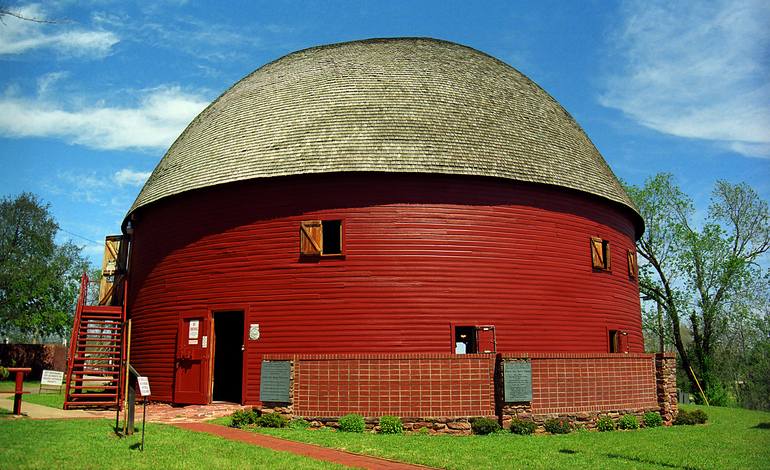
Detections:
[674, 409, 708, 425]
[338, 414, 366, 433]
[509, 418, 537, 435]
[379, 416, 403, 434]
[288, 418, 310, 430]
[618, 414, 639, 430]
[643, 411, 663, 428]
[256, 412, 287, 428]
[417, 426, 430, 435]
[544, 418, 572, 434]
[596, 416, 615, 432]
[471, 418, 501, 435]
[0, 366, 8, 380]
[230, 408, 261, 428]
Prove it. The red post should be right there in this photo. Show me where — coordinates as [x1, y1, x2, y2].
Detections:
[8, 367, 32, 415]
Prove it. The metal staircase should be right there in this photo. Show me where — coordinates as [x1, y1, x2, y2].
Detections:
[64, 235, 129, 410]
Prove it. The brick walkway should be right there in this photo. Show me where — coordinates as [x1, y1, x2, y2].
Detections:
[175, 422, 437, 470]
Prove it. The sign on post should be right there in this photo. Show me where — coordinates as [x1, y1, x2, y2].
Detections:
[41, 370, 64, 386]
[137, 376, 151, 397]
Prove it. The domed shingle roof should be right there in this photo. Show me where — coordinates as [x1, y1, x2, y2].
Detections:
[129, 38, 640, 228]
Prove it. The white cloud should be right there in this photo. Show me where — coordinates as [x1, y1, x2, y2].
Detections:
[0, 86, 209, 150]
[0, 3, 119, 57]
[600, 0, 770, 158]
[113, 169, 151, 187]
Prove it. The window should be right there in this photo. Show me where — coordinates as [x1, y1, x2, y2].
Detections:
[627, 249, 638, 279]
[454, 326, 477, 354]
[608, 329, 628, 353]
[300, 220, 343, 256]
[590, 237, 611, 271]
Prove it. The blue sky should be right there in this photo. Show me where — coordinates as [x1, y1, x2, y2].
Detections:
[1, 0, 768, 266]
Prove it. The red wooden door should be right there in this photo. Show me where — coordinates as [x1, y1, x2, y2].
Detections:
[476, 326, 496, 353]
[174, 310, 211, 404]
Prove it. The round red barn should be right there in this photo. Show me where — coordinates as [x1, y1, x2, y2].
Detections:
[123, 38, 645, 407]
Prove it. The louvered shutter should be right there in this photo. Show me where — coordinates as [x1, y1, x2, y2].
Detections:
[627, 250, 638, 278]
[300, 220, 323, 256]
[591, 237, 604, 269]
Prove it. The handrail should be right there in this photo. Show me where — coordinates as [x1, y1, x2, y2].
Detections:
[63, 272, 89, 408]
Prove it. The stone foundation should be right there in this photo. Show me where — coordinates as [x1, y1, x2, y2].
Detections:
[655, 352, 678, 425]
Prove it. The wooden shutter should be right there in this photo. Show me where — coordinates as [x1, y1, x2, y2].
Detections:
[604, 240, 611, 270]
[627, 250, 638, 278]
[300, 220, 322, 256]
[591, 237, 605, 269]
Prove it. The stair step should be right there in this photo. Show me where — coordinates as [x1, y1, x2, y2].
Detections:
[65, 401, 119, 408]
[70, 370, 120, 375]
[67, 393, 119, 398]
[71, 385, 119, 390]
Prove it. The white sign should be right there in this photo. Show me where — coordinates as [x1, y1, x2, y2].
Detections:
[202, 335, 208, 348]
[188, 339, 198, 345]
[188, 320, 200, 339]
[137, 376, 151, 397]
[249, 323, 260, 340]
[41, 370, 64, 386]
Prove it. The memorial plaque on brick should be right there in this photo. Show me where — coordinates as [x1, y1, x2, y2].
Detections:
[503, 361, 532, 402]
[260, 360, 291, 402]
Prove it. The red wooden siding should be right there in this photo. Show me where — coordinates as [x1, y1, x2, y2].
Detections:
[126, 173, 642, 403]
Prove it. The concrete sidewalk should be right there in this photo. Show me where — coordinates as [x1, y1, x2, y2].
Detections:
[0, 392, 110, 419]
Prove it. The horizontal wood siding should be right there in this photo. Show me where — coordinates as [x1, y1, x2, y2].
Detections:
[127, 173, 642, 403]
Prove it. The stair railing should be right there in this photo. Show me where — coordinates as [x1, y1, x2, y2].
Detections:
[64, 272, 90, 408]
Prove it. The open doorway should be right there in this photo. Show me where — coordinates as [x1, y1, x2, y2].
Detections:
[212, 311, 244, 403]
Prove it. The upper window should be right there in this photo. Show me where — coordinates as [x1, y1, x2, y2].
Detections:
[300, 220, 343, 256]
[590, 237, 611, 271]
[627, 249, 638, 279]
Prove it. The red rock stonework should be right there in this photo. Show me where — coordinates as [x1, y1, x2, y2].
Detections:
[655, 352, 678, 425]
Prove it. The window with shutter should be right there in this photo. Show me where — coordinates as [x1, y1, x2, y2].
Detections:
[300, 220, 343, 257]
[590, 237, 611, 271]
[627, 250, 638, 279]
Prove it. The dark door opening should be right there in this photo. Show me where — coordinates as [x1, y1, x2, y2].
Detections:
[213, 311, 244, 403]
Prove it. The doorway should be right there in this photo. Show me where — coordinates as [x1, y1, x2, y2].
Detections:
[212, 311, 244, 403]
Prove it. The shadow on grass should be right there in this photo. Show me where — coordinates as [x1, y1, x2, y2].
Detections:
[752, 422, 770, 429]
[607, 453, 701, 470]
[558, 449, 578, 454]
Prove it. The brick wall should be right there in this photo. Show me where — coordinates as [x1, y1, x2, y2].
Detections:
[502, 353, 658, 414]
[265, 353, 496, 418]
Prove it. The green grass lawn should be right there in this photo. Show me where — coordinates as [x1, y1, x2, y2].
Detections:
[0, 418, 342, 469]
[233, 406, 770, 470]
[0, 380, 40, 393]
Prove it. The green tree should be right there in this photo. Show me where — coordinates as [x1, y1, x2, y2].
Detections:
[0, 193, 89, 341]
[626, 174, 770, 398]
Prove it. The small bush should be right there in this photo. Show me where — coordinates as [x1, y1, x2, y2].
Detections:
[509, 418, 537, 435]
[471, 418, 501, 435]
[256, 412, 287, 428]
[229, 408, 261, 428]
[379, 416, 403, 434]
[288, 418, 310, 430]
[674, 409, 708, 426]
[0, 366, 8, 380]
[544, 418, 572, 434]
[338, 414, 366, 433]
[618, 414, 639, 430]
[417, 426, 430, 435]
[643, 411, 663, 428]
[596, 416, 615, 432]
